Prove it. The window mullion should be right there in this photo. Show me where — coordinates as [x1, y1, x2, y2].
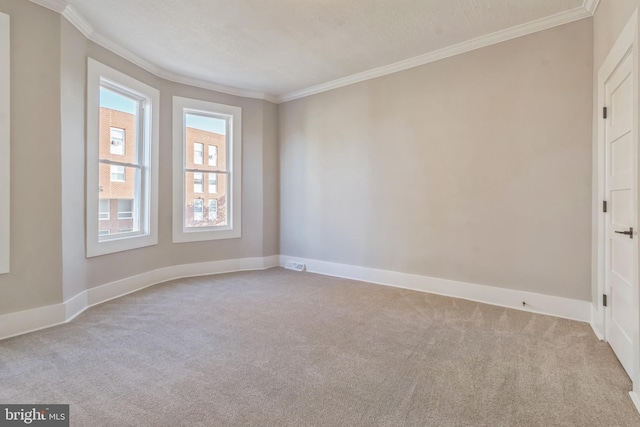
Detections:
[99, 159, 142, 169]
[184, 168, 228, 174]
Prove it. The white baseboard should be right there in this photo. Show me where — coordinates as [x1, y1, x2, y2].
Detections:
[279, 256, 592, 323]
[0, 254, 593, 341]
[630, 391, 640, 414]
[0, 255, 280, 341]
[590, 303, 605, 340]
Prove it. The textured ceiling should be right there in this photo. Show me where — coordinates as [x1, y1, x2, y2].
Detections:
[67, 0, 585, 98]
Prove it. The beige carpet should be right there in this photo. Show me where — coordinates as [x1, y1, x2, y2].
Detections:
[1, 268, 639, 426]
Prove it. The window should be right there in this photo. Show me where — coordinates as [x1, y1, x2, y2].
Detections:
[110, 165, 125, 182]
[0, 12, 9, 274]
[117, 199, 134, 219]
[194, 172, 203, 193]
[110, 127, 125, 155]
[86, 58, 159, 257]
[99, 199, 110, 220]
[173, 96, 241, 242]
[194, 199, 204, 221]
[208, 173, 217, 194]
[194, 143, 204, 165]
[208, 199, 218, 220]
[208, 145, 218, 166]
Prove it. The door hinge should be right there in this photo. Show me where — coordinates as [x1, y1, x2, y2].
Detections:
[603, 294, 608, 307]
[603, 200, 607, 213]
[603, 107, 608, 119]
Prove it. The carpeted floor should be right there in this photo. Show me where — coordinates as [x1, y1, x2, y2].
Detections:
[1, 268, 639, 426]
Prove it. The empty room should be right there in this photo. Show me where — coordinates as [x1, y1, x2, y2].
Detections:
[1, 0, 640, 425]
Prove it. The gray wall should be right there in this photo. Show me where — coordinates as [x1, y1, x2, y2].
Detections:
[0, 0, 63, 314]
[1, 1, 280, 316]
[0, 1, 605, 316]
[279, 19, 594, 301]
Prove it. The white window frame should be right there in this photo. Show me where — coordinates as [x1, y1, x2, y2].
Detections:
[0, 13, 9, 274]
[172, 96, 242, 242]
[87, 58, 159, 257]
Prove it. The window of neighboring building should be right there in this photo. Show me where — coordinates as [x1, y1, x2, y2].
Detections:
[0, 12, 9, 274]
[194, 172, 204, 193]
[208, 199, 218, 220]
[99, 199, 110, 220]
[86, 58, 159, 257]
[208, 173, 217, 194]
[194, 199, 204, 221]
[172, 96, 241, 242]
[208, 145, 217, 166]
[194, 142, 204, 165]
[117, 199, 134, 219]
[110, 165, 125, 182]
[110, 127, 125, 155]
[99, 230, 110, 236]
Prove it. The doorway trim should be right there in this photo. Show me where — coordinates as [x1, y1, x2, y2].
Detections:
[594, 8, 640, 408]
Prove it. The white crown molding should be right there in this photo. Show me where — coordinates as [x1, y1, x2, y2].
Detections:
[0, 255, 280, 340]
[29, 0, 67, 13]
[583, 0, 601, 15]
[30, 0, 594, 105]
[61, 4, 93, 38]
[276, 6, 592, 103]
[89, 31, 277, 102]
[280, 256, 592, 323]
[30, 0, 276, 103]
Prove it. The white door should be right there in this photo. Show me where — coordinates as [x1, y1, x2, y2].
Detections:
[605, 50, 638, 379]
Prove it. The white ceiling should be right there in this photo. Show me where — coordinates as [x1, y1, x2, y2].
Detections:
[48, 0, 594, 102]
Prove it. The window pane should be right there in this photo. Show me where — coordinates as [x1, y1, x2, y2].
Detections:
[117, 199, 133, 219]
[184, 171, 227, 228]
[185, 114, 227, 173]
[208, 145, 218, 166]
[194, 142, 204, 165]
[110, 127, 125, 155]
[208, 173, 218, 193]
[110, 165, 125, 182]
[100, 87, 138, 164]
[193, 199, 204, 221]
[99, 199, 110, 220]
[98, 165, 141, 238]
[193, 172, 203, 193]
[208, 199, 218, 220]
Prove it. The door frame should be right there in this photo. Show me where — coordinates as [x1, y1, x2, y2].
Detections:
[594, 8, 640, 404]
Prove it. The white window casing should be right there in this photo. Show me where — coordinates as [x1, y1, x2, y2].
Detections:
[172, 96, 242, 242]
[86, 58, 159, 257]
